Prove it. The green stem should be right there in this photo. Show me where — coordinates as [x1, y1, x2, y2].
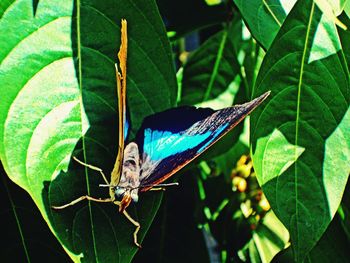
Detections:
[203, 29, 228, 101]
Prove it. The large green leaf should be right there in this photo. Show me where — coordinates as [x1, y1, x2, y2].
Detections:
[250, 0, 350, 261]
[233, 0, 297, 50]
[0, 0, 177, 262]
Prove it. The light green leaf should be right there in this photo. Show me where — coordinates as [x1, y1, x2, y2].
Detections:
[323, 107, 350, 216]
[0, 0, 177, 262]
[314, 0, 348, 29]
[252, 210, 290, 263]
[254, 129, 305, 185]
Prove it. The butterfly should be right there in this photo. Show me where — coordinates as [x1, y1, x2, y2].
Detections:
[53, 19, 270, 248]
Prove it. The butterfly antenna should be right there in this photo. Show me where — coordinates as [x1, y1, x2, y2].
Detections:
[137, 182, 179, 189]
[99, 183, 179, 189]
[99, 184, 111, 187]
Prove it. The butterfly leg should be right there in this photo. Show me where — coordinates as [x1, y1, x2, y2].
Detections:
[113, 200, 141, 248]
[52, 196, 112, 209]
[73, 156, 109, 185]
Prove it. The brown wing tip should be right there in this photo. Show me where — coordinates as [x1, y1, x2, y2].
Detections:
[256, 90, 271, 102]
[248, 90, 271, 108]
[235, 90, 270, 116]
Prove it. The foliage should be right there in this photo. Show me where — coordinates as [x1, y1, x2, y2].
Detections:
[0, 0, 349, 262]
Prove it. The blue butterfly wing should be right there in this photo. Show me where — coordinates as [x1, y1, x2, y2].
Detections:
[137, 91, 270, 191]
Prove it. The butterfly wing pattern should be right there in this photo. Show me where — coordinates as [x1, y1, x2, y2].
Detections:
[137, 91, 270, 191]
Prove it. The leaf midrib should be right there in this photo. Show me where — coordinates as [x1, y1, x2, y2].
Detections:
[262, 0, 282, 27]
[76, 0, 100, 262]
[294, 1, 315, 259]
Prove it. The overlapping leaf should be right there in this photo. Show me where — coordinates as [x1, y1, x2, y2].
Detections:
[250, 1, 350, 261]
[0, 0, 177, 262]
[244, 211, 289, 263]
[233, 0, 297, 50]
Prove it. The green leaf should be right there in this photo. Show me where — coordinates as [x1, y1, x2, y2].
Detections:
[0, 0, 177, 262]
[0, 0, 15, 17]
[233, 0, 297, 50]
[274, 184, 350, 262]
[346, 0, 350, 16]
[250, 1, 350, 261]
[180, 21, 241, 106]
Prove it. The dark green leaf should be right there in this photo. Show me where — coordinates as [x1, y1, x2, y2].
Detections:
[0, 0, 177, 262]
[251, 1, 350, 261]
[306, 213, 350, 262]
[0, 165, 71, 262]
[233, 0, 296, 50]
[0, 0, 14, 17]
[180, 21, 241, 105]
[271, 246, 294, 263]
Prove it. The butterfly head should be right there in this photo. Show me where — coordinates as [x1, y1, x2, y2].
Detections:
[115, 186, 139, 201]
[115, 186, 139, 212]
